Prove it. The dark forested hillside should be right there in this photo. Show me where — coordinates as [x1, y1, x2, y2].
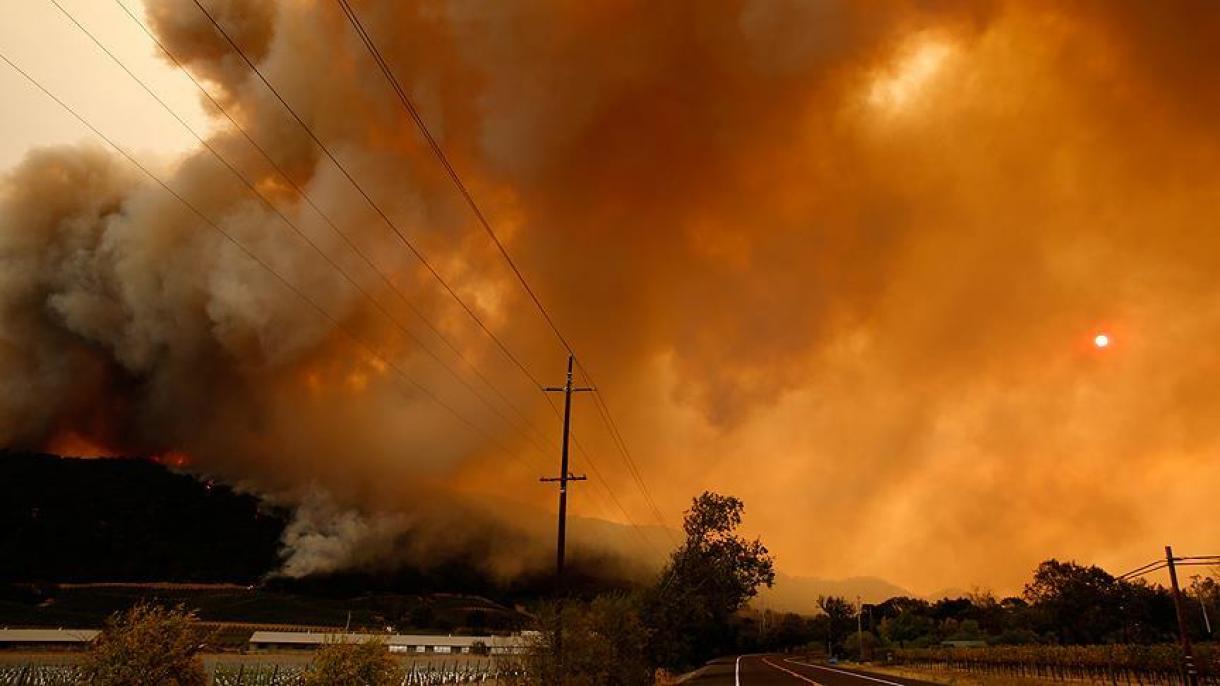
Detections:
[0, 451, 286, 582]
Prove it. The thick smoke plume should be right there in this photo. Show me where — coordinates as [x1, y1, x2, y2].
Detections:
[2, 0, 1219, 593]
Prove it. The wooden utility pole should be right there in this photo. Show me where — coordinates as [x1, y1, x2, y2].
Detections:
[541, 354, 591, 674]
[1166, 546, 1199, 686]
[857, 595, 864, 662]
[542, 354, 592, 580]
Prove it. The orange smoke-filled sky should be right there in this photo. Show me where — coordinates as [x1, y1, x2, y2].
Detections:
[2, 0, 1219, 596]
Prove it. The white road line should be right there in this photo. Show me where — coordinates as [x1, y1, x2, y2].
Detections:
[732, 649, 761, 678]
[783, 659, 907, 686]
[762, 656, 823, 685]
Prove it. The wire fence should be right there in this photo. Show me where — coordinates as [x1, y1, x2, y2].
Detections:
[0, 664, 82, 686]
[891, 644, 1220, 686]
[212, 660, 517, 685]
[0, 660, 521, 686]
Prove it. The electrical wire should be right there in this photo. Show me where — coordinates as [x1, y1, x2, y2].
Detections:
[0, 47, 537, 477]
[104, 0, 559, 462]
[333, 0, 676, 541]
[191, 0, 667, 552]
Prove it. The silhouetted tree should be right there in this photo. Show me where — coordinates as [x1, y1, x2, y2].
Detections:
[644, 492, 775, 669]
[818, 595, 856, 654]
[1117, 578, 1179, 644]
[1024, 560, 1122, 644]
[874, 596, 930, 620]
[1189, 576, 1220, 640]
[880, 609, 935, 647]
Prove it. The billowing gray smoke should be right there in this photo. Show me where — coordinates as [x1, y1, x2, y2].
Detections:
[3, 0, 1220, 593]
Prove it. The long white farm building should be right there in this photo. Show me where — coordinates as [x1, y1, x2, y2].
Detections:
[248, 631, 531, 655]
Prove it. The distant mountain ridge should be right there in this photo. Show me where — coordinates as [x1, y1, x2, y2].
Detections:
[756, 575, 991, 613]
[3, 450, 957, 612]
[755, 573, 912, 612]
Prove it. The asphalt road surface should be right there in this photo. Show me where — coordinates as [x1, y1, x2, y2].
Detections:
[686, 655, 940, 686]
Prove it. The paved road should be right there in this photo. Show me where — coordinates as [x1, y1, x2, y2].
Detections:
[685, 654, 939, 686]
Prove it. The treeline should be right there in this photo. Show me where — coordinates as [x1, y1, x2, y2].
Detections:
[742, 559, 1220, 656]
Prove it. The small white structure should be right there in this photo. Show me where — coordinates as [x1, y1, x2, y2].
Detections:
[248, 631, 528, 655]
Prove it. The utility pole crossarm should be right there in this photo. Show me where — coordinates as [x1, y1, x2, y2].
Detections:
[539, 474, 587, 483]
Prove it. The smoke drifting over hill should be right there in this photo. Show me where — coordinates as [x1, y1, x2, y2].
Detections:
[1, 0, 1219, 592]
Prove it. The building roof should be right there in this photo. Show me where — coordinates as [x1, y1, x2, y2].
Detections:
[248, 631, 525, 647]
[0, 629, 99, 643]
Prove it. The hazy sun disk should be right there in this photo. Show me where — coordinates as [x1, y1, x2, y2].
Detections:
[1094, 334, 1110, 348]
[868, 36, 954, 110]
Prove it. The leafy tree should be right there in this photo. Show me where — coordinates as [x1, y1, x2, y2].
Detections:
[1189, 575, 1220, 640]
[522, 594, 653, 686]
[1024, 559, 1123, 644]
[769, 612, 815, 652]
[842, 629, 880, 660]
[644, 492, 775, 669]
[303, 637, 403, 686]
[874, 596, 930, 620]
[818, 595, 856, 654]
[931, 597, 977, 623]
[81, 603, 207, 686]
[1117, 578, 1178, 644]
[880, 610, 935, 648]
[739, 610, 817, 654]
[944, 618, 984, 641]
[966, 590, 1009, 635]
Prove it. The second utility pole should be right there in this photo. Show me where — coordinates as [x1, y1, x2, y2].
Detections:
[1166, 546, 1200, 686]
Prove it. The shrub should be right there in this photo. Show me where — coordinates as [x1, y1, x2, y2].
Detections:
[80, 603, 207, 686]
[521, 594, 653, 686]
[303, 637, 404, 686]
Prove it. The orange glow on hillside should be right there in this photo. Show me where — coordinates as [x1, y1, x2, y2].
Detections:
[44, 431, 121, 458]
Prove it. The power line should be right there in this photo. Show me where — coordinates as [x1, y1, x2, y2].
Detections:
[335, 0, 577, 358]
[190, 0, 673, 549]
[535, 379, 661, 555]
[186, 0, 654, 537]
[190, 0, 547, 397]
[186, 0, 672, 552]
[1118, 559, 1170, 580]
[52, 0, 554, 472]
[583, 377, 677, 545]
[569, 430, 666, 557]
[334, 0, 675, 540]
[104, 0, 559, 463]
[0, 46, 536, 476]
